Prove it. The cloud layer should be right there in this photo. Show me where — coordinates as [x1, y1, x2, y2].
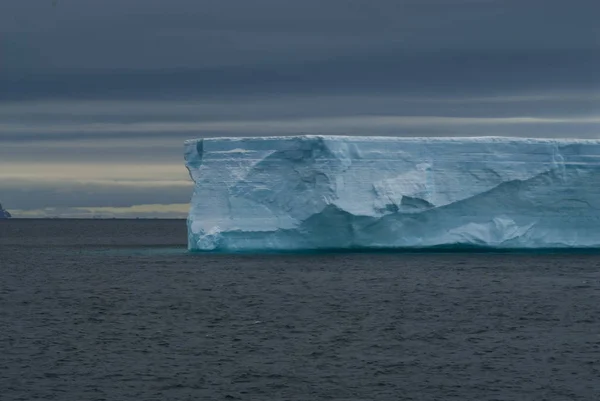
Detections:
[1, 0, 598, 217]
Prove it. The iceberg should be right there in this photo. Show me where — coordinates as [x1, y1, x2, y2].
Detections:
[0, 203, 11, 219]
[184, 135, 600, 252]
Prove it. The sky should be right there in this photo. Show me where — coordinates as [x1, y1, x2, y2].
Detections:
[1, 0, 599, 218]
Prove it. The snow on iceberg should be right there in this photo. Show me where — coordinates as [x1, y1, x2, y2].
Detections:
[184, 135, 600, 252]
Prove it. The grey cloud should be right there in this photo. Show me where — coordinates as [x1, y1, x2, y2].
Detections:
[0, 140, 187, 163]
[2, 92, 599, 122]
[8, 205, 189, 219]
[1, 92, 599, 140]
[2, 49, 599, 102]
[1, 91, 599, 167]
[2, 1, 598, 102]
[0, 180, 191, 210]
[1, 0, 599, 216]
[3, 0, 598, 72]
[2, 116, 599, 168]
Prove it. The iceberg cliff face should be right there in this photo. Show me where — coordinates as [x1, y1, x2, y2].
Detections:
[185, 136, 600, 252]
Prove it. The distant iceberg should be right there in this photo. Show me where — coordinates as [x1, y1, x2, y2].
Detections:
[0, 203, 11, 219]
[184, 135, 600, 252]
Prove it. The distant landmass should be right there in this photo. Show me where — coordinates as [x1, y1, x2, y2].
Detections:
[0, 203, 11, 218]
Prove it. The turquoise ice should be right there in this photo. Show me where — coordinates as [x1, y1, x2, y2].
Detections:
[185, 135, 600, 252]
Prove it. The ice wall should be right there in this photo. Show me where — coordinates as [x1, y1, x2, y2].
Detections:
[185, 136, 600, 252]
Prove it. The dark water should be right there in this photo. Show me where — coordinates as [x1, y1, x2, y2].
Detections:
[1, 220, 600, 401]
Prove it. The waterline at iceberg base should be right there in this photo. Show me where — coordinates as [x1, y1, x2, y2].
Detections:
[184, 135, 600, 252]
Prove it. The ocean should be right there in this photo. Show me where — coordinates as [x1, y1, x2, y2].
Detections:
[1, 219, 599, 400]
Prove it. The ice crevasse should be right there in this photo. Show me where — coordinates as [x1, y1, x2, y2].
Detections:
[184, 135, 600, 252]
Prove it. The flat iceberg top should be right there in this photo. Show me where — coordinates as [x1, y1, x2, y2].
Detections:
[185, 135, 600, 252]
[185, 135, 600, 144]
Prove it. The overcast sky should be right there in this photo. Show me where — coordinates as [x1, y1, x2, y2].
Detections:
[1, 0, 599, 217]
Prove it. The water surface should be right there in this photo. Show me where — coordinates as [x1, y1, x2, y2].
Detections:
[1, 219, 599, 400]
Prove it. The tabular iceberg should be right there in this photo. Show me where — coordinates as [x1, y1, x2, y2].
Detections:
[185, 135, 600, 252]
